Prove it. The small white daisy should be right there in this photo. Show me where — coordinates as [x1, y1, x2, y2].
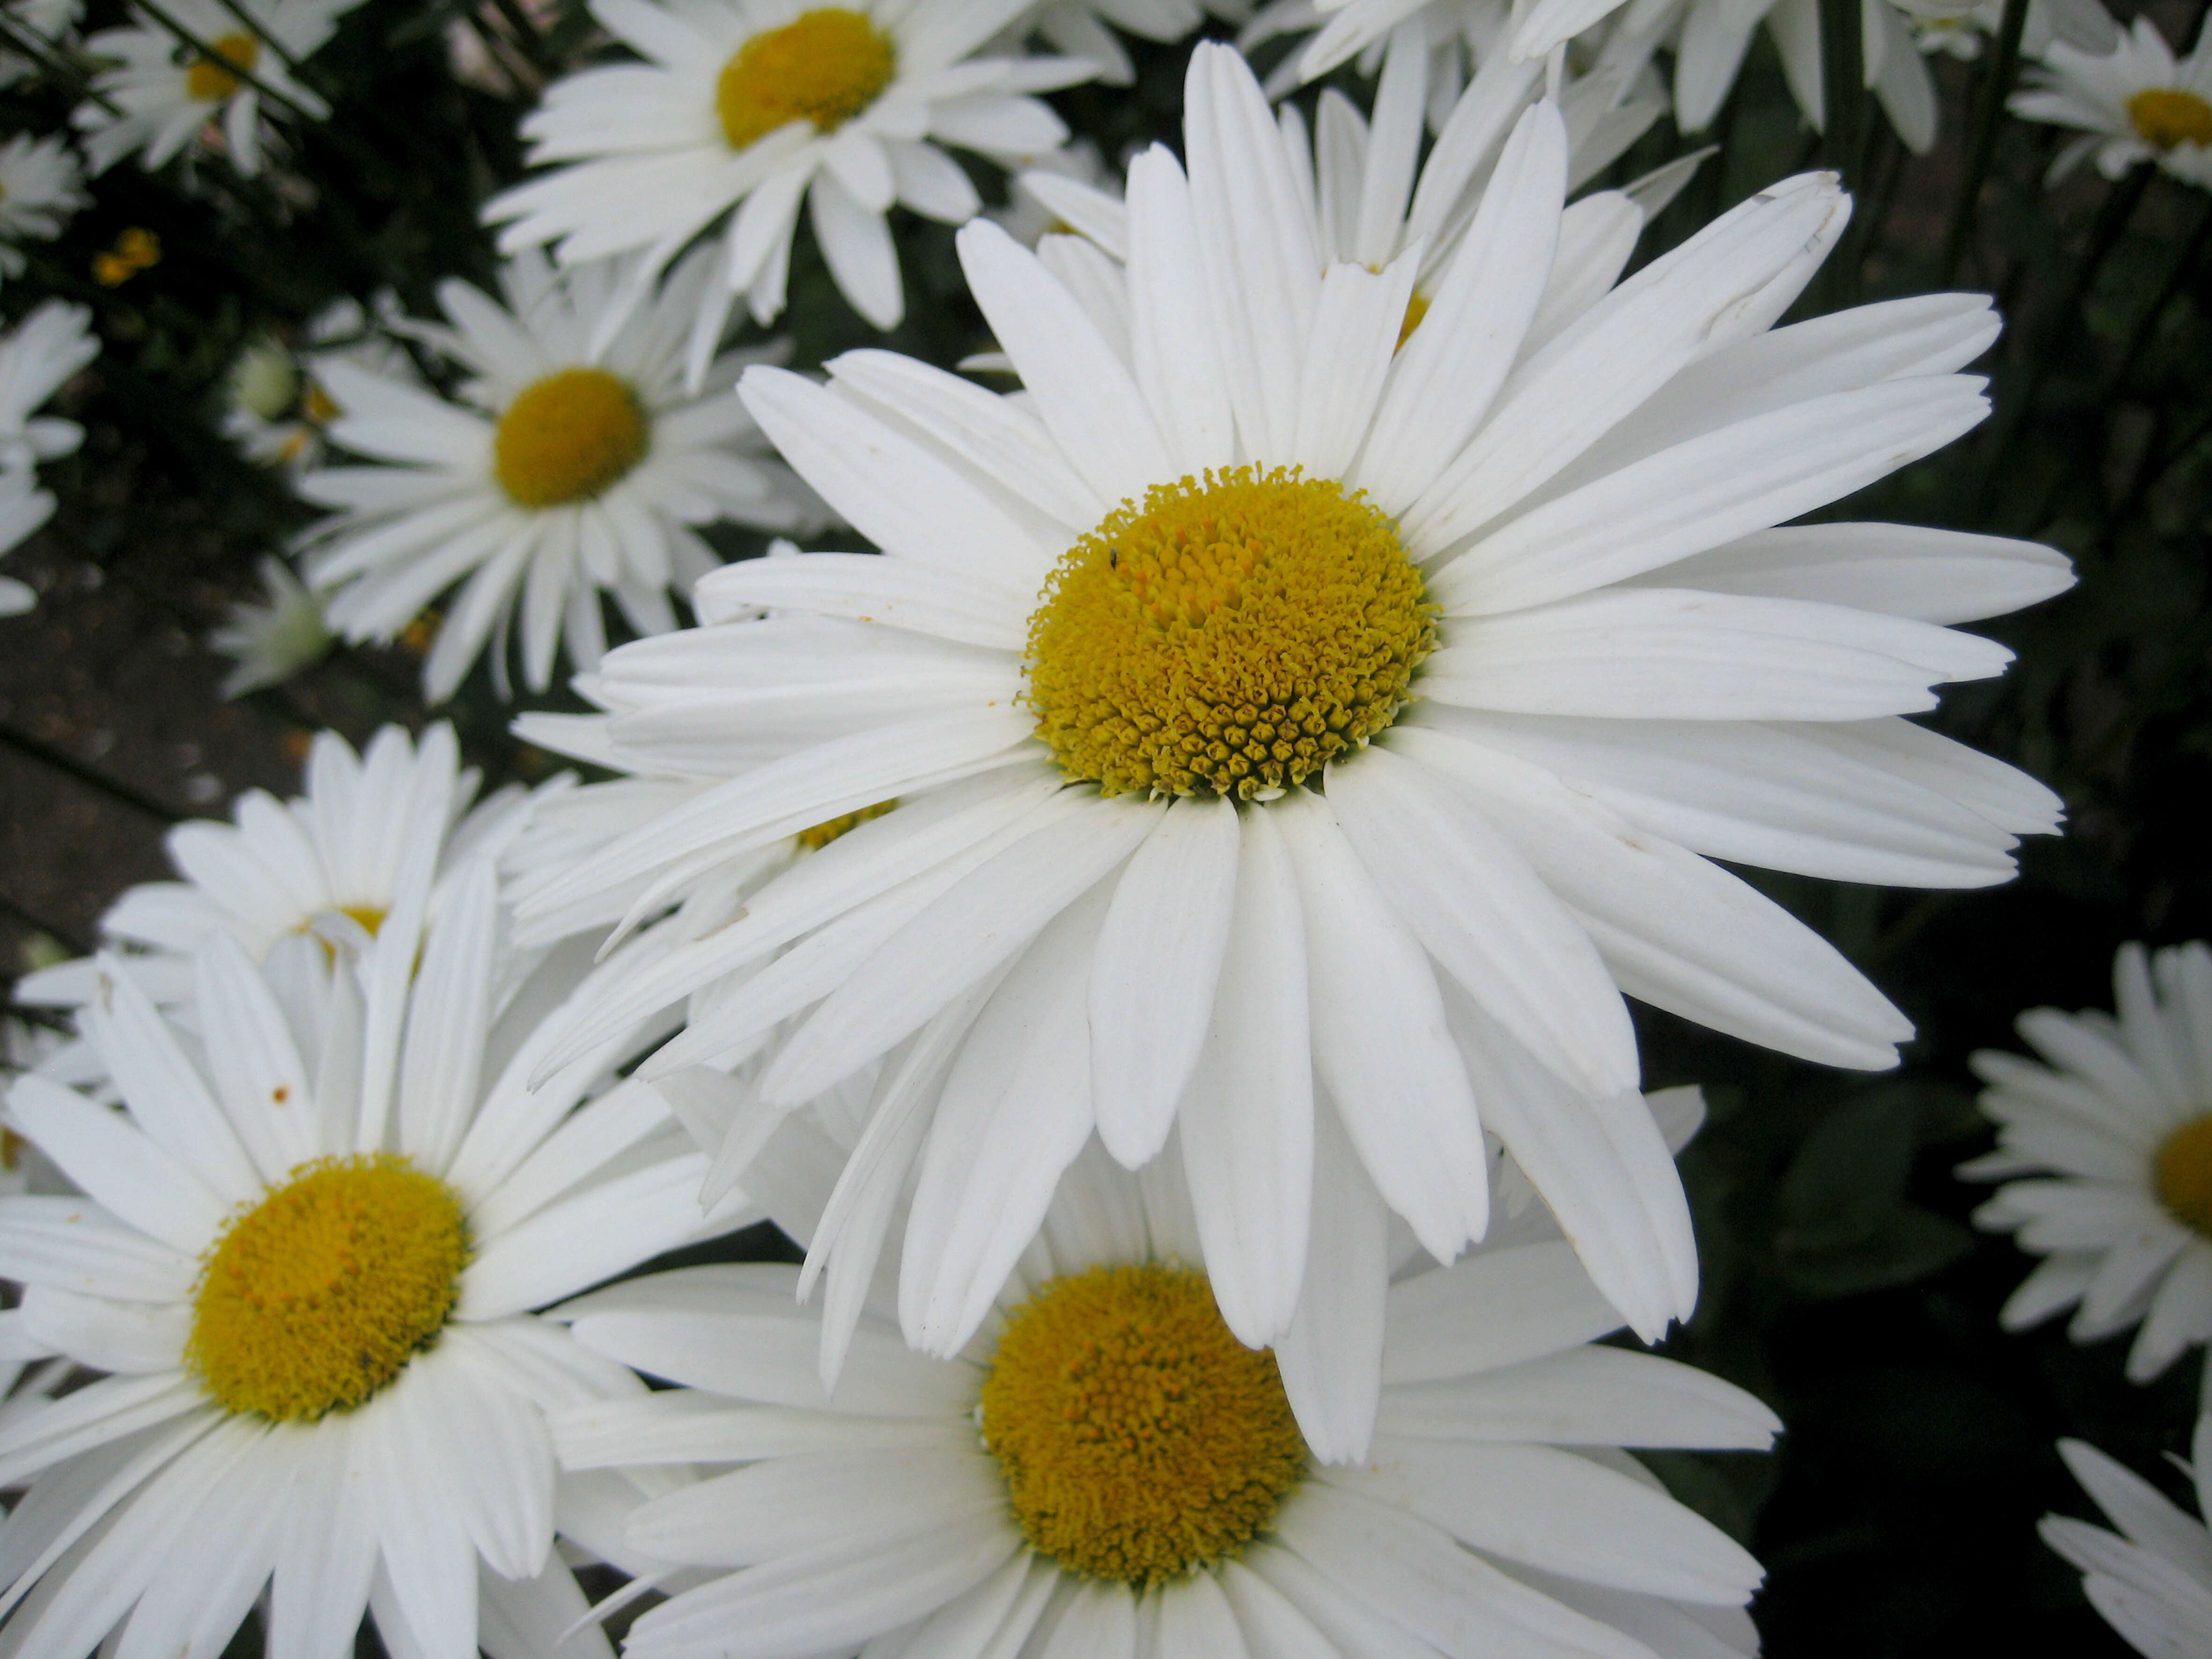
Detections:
[551, 1128, 1775, 1659]
[0, 854, 752, 1657]
[2043, 1428, 2212, 1657]
[1895, 0, 2116, 62]
[1012, 0, 1248, 86]
[208, 554, 334, 698]
[514, 44, 2067, 1375]
[1962, 941, 2212, 1384]
[484, 0, 1094, 361]
[0, 133, 88, 287]
[0, 296, 95, 477]
[2013, 14, 2212, 191]
[297, 248, 822, 705]
[0, 0, 81, 88]
[73, 0, 357, 178]
[223, 296, 410, 477]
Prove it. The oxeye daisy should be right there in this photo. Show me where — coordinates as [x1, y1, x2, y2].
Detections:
[2013, 14, 2212, 191]
[0, 297, 95, 477]
[550, 1132, 1776, 1659]
[73, 0, 357, 178]
[0, 860, 753, 1658]
[514, 44, 2068, 1389]
[223, 296, 410, 477]
[1888, 0, 2116, 63]
[207, 555, 334, 697]
[2042, 1428, 2212, 1657]
[0, 133, 88, 288]
[297, 248, 822, 705]
[1962, 941, 2212, 1383]
[1013, 0, 1247, 86]
[483, 0, 1094, 366]
[0, 0, 81, 88]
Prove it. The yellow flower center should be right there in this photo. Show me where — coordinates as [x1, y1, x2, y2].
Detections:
[304, 379, 342, 427]
[979, 1263, 1308, 1585]
[186, 33, 259, 103]
[1024, 466, 1434, 800]
[2154, 1114, 2212, 1237]
[2128, 88, 2212, 151]
[715, 8, 897, 152]
[492, 368, 650, 509]
[796, 799, 896, 850]
[186, 1154, 469, 1423]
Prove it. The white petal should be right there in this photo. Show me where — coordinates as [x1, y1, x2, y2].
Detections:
[1274, 1098, 1391, 1465]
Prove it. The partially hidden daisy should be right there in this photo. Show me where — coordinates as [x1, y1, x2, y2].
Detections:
[514, 44, 2069, 1385]
[2043, 1427, 2212, 1657]
[297, 248, 822, 705]
[1962, 940, 2212, 1383]
[0, 0, 81, 88]
[207, 554, 334, 698]
[484, 0, 1093, 364]
[551, 1123, 1777, 1659]
[223, 295, 410, 477]
[0, 133, 88, 287]
[1014, 0, 1248, 86]
[0, 855, 753, 1657]
[0, 296, 95, 477]
[2013, 13, 2212, 191]
[73, 0, 358, 178]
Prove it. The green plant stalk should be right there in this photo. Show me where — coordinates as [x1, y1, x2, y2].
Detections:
[1816, 0, 1868, 309]
[0, 12, 122, 113]
[1937, 0, 2029, 287]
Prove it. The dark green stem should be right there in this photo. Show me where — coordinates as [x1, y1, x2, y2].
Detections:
[1937, 0, 2029, 287]
[1816, 0, 1868, 308]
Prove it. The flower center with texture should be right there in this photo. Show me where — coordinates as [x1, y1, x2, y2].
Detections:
[493, 368, 649, 509]
[2128, 88, 2212, 151]
[796, 799, 895, 850]
[186, 1153, 468, 1422]
[2154, 1114, 2212, 1237]
[716, 8, 896, 152]
[186, 33, 259, 103]
[978, 1262, 1308, 1585]
[1025, 466, 1435, 799]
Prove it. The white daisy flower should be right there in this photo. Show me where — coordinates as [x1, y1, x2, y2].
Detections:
[297, 249, 821, 706]
[208, 554, 334, 697]
[552, 1120, 1776, 1659]
[0, 849, 754, 1657]
[0, 297, 95, 477]
[72, 0, 356, 178]
[2043, 1427, 2212, 1658]
[12, 723, 546, 1084]
[514, 44, 2071, 1378]
[0, 133, 88, 287]
[1012, 0, 1249, 86]
[1961, 941, 2212, 1384]
[2013, 14, 2212, 191]
[1895, 0, 2116, 63]
[0, 0, 82, 88]
[484, 0, 1094, 366]
[223, 296, 411, 477]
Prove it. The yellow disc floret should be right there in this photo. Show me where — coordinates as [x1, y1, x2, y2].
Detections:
[2128, 88, 2212, 151]
[1397, 290, 1431, 350]
[978, 1262, 1308, 1585]
[716, 8, 897, 152]
[493, 368, 650, 509]
[187, 1153, 469, 1422]
[1024, 466, 1434, 799]
[186, 33, 259, 103]
[796, 799, 896, 850]
[2155, 1114, 2212, 1238]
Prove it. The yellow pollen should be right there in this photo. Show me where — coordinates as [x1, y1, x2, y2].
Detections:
[796, 799, 896, 850]
[304, 380, 342, 426]
[716, 8, 896, 152]
[1025, 466, 1434, 800]
[1397, 290, 1431, 350]
[493, 368, 649, 509]
[2129, 88, 2212, 150]
[186, 33, 259, 103]
[186, 1153, 468, 1422]
[2155, 1115, 2212, 1238]
[980, 1263, 1307, 1584]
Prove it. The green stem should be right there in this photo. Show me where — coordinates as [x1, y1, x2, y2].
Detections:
[2098, 193, 2212, 409]
[1816, 0, 1867, 309]
[0, 12, 121, 112]
[1937, 0, 2029, 287]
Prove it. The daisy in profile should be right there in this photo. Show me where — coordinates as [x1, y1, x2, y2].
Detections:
[553, 1130, 1776, 1659]
[0, 848, 752, 1657]
[1962, 941, 2212, 1383]
[1893, 0, 2116, 63]
[2014, 13, 2212, 190]
[517, 44, 2066, 1366]
[2043, 1428, 2212, 1657]
[208, 554, 333, 697]
[223, 296, 410, 477]
[298, 248, 821, 705]
[485, 0, 1092, 357]
[73, 0, 358, 177]
[0, 297, 96, 476]
[0, 133, 88, 287]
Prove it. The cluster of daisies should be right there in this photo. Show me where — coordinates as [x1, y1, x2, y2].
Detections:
[3, 0, 2212, 1655]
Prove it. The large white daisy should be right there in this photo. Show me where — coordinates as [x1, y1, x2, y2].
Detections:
[0, 844, 752, 1657]
[0, 133, 88, 287]
[73, 0, 357, 177]
[516, 42, 2067, 1363]
[551, 1119, 1776, 1659]
[0, 297, 95, 479]
[485, 0, 1092, 362]
[2043, 1427, 2212, 1658]
[297, 248, 820, 704]
[2013, 14, 2212, 192]
[1961, 941, 2212, 1383]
